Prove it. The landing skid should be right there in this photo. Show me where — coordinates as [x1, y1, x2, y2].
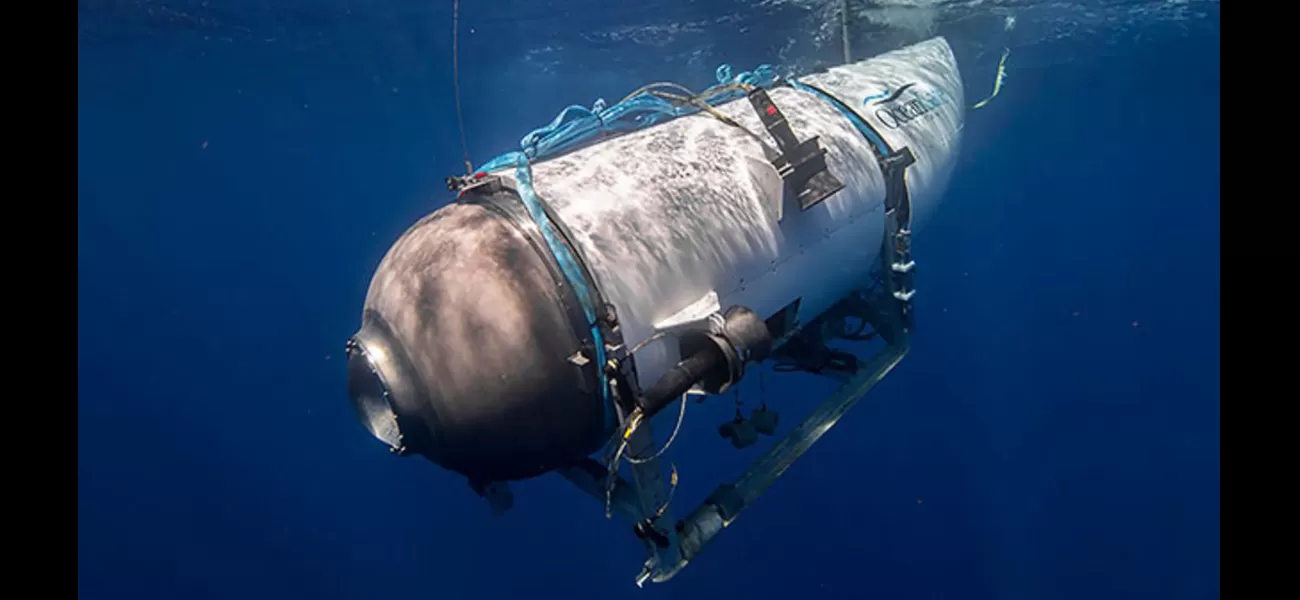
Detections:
[560, 285, 913, 585]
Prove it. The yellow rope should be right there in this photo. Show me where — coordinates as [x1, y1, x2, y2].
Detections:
[971, 47, 1011, 110]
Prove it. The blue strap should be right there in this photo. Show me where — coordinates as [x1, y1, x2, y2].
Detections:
[511, 152, 615, 433]
[787, 79, 892, 158]
[474, 63, 780, 174]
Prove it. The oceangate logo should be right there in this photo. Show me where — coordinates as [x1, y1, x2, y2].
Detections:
[864, 82, 948, 129]
[863, 83, 916, 106]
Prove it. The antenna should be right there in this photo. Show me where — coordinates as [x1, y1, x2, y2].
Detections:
[841, 0, 852, 63]
[452, 0, 473, 175]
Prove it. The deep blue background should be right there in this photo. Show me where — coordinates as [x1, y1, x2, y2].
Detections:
[78, 2, 1219, 598]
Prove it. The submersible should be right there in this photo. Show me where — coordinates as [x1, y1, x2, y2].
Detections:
[346, 37, 965, 584]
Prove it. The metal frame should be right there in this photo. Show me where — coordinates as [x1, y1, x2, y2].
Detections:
[558, 279, 912, 585]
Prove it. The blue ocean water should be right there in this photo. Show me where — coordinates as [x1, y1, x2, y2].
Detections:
[77, 1, 1220, 599]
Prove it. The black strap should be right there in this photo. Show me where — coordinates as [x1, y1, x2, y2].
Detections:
[777, 79, 919, 330]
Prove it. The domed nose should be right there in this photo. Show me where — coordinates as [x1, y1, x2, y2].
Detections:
[345, 311, 433, 457]
[347, 201, 611, 482]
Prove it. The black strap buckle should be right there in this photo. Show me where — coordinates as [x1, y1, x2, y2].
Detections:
[747, 88, 845, 210]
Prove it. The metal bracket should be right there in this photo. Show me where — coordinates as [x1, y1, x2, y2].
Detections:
[747, 88, 845, 211]
[559, 420, 683, 586]
[878, 147, 918, 330]
[623, 421, 681, 586]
